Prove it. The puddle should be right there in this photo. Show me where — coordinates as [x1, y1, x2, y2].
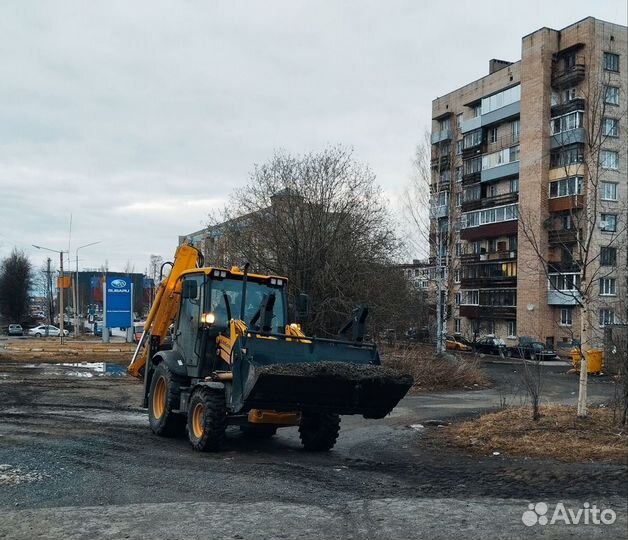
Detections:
[15, 362, 128, 377]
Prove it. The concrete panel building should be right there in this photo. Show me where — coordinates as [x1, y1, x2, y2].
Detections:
[430, 17, 627, 351]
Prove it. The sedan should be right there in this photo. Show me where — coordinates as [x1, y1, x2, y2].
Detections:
[474, 336, 507, 356]
[508, 341, 560, 361]
[445, 335, 472, 352]
[28, 325, 69, 338]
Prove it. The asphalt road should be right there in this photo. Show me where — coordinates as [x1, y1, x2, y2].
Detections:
[0, 359, 626, 539]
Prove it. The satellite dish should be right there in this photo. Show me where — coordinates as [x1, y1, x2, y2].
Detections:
[527, 303, 535, 311]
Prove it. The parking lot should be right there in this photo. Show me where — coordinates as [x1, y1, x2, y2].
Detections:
[0, 356, 626, 539]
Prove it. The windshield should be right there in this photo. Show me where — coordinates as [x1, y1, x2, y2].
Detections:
[208, 278, 286, 332]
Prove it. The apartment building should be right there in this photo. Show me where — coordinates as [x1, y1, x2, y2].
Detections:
[430, 17, 627, 350]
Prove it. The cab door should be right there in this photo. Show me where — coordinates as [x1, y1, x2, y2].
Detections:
[176, 275, 204, 367]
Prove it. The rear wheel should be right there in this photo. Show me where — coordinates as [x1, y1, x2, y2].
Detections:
[240, 424, 278, 438]
[187, 387, 227, 452]
[299, 412, 340, 451]
[148, 362, 184, 436]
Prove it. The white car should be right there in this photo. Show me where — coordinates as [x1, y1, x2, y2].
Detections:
[28, 325, 69, 338]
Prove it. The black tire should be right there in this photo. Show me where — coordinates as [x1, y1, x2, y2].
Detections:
[148, 362, 184, 437]
[187, 386, 227, 452]
[240, 424, 278, 438]
[299, 412, 340, 451]
[35, 333, 42, 338]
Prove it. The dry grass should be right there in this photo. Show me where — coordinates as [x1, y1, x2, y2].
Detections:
[445, 404, 628, 464]
[382, 343, 488, 392]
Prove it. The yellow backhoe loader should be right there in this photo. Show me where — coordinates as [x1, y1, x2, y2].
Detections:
[128, 244, 412, 451]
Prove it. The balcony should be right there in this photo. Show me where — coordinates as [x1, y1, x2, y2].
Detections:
[459, 253, 480, 263]
[548, 195, 584, 213]
[430, 155, 451, 171]
[462, 171, 481, 185]
[548, 261, 582, 273]
[460, 276, 517, 289]
[461, 115, 482, 134]
[430, 204, 448, 219]
[481, 100, 520, 128]
[551, 64, 585, 89]
[481, 161, 519, 182]
[551, 98, 586, 117]
[462, 192, 519, 212]
[431, 128, 452, 144]
[548, 228, 581, 245]
[459, 305, 516, 319]
[548, 289, 582, 306]
[460, 219, 518, 241]
[550, 128, 586, 149]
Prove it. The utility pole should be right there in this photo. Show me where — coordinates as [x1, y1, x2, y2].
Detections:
[46, 258, 52, 326]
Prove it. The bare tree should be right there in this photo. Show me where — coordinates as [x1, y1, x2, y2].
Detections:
[216, 145, 407, 336]
[519, 51, 628, 418]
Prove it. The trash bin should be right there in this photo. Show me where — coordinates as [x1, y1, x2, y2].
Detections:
[571, 347, 603, 373]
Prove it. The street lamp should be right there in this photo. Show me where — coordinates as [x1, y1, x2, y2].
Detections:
[74, 241, 102, 337]
[33, 244, 67, 344]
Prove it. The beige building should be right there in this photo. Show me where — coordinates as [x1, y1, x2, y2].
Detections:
[430, 17, 627, 351]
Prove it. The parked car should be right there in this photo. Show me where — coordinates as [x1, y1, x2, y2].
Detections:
[474, 336, 507, 356]
[507, 336, 560, 361]
[445, 334, 472, 352]
[8, 324, 23, 336]
[28, 325, 69, 338]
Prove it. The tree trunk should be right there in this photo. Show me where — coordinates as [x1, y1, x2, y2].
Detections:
[577, 303, 588, 418]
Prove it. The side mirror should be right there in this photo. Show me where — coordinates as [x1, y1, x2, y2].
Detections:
[181, 280, 198, 300]
[296, 293, 310, 317]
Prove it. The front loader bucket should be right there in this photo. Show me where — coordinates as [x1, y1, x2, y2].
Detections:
[231, 333, 413, 419]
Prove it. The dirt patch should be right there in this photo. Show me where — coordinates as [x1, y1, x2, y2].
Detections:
[382, 344, 487, 392]
[442, 404, 628, 464]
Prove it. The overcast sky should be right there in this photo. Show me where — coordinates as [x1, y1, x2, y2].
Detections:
[1, 1, 626, 274]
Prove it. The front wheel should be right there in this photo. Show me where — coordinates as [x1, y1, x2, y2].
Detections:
[148, 362, 184, 436]
[299, 412, 340, 451]
[187, 387, 227, 452]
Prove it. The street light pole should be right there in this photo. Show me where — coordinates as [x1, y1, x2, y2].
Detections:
[33, 245, 67, 344]
[74, 241, 102, 337]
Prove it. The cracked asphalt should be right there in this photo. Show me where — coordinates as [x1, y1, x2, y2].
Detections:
[0, 360, 626, 539]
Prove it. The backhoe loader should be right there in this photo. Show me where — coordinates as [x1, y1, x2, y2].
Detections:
[128, 244, 412, 452]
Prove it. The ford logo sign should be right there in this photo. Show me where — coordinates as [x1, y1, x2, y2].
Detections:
[111, 279, 127, 288]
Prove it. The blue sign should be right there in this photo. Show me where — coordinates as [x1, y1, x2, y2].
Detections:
[105, 276, 132, 328]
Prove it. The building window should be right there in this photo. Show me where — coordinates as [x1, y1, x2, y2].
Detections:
[486, 321, 496, 335]
[559, 308, 572, 326]
[472, 103, 482, 118]
[455, 292, 462, 305]
[551, 110, 584, 135]
[455, 242, 462, 256]
[599, 309, 615, 327]
[550, 145, 584, 168]
[461, 290, 479, 305]
[600, 150, 619, 170]
[481, 85, 521, 115]
[510, 177, 519, 193]
[481, 145, 520, 170]
[548, 273, 581, 292]
[454, 318, 461, 333]
[463, 129, 482, 149]
[511, 119, 520, 142]
[439, 117, 451, 132]
[509, 235, 517, 251]
[604, 86, 619, 105]
[461, 203, 518, 229]
[489, 127, 498, 143]
[548, 176, 583, 198]
[563, 87, 577, 102]
[457, 113, 463, 128]
[472, 241, 481, 255]
[600, 214, 617, 232]
[507, 320, 516, 337]
[603, 52, 620, 72]
[600, 246, 617, 266]
[600, 278, 617, 296]
[456, 166, 463, 182]
[601, 182, 617, 201]
[456, 140, 463, 155]
[463, 156, 482, 175]
[454, 269, 461, 283]
[602, 118, 619, 137]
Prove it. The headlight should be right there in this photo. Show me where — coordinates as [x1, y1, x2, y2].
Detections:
[200, 312, 215, 325]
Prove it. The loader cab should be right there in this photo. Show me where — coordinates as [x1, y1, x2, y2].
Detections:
[176, 268, 288, 378]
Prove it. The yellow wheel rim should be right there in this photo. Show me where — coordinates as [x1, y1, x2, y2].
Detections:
[152, 377, 166, 419]
[192, 403, 204, 439]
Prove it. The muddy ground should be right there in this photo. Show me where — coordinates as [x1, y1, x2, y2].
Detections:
[0, 359, 626, 539]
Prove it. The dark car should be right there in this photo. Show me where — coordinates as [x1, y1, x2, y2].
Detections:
[508, 337, 560, 361]
[474, 336, 507, 356]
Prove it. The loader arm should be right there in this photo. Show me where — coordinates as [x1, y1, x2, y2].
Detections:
[128, 244, 202, 378]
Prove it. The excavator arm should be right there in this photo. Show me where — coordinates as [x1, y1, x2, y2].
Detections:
[128, 244, 202, 378]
